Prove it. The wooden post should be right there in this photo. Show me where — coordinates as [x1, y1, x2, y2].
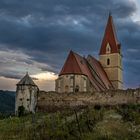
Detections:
[74, 109, 82, 137]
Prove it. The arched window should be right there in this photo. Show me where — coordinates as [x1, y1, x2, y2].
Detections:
[107, 58, 110, 65]
[106, 43, 111, 54]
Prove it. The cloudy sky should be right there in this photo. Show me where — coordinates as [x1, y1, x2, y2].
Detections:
[0, 0, 140, 91]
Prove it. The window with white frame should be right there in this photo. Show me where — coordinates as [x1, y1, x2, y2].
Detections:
[106, 43, 111, 54]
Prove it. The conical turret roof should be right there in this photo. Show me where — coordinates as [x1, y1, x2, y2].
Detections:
[17, 73, 36, 86]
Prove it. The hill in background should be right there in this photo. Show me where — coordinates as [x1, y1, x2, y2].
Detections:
[0, 90, 15, 114]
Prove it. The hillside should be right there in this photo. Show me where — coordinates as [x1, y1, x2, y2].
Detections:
[0, 105, 140, 140]
[0, 90, 15, 113]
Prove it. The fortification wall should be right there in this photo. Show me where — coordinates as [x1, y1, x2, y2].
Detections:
[37, 88, 140, 112]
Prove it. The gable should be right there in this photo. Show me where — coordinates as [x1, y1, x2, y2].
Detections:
[59, 51, 83, 75]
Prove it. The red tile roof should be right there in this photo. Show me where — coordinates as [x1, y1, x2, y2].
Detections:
[87, 55, 113, 89]
[99, 14, 121, 55]
[59, 51, 83, 75]
[59, 51, 114, 91]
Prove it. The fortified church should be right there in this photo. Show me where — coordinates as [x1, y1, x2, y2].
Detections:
[15, 14, 123, 115]
[56, 14, 123, 93]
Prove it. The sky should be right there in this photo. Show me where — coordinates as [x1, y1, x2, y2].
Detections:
[0, 0, 140, 91]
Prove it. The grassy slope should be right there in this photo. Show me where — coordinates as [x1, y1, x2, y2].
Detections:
[0, 105, 140, 140]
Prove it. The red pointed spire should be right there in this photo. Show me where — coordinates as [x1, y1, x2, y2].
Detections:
[99, 14, 121, 55]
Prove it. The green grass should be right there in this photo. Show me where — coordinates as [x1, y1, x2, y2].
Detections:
[0, 105, 140, 140]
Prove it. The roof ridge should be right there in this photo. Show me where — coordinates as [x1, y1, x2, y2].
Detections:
[72, 52, 83, 73]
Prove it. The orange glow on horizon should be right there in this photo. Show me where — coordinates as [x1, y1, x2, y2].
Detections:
[31, 72, 58, 81]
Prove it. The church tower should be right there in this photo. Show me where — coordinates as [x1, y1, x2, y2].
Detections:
[99, 14, 123, 89]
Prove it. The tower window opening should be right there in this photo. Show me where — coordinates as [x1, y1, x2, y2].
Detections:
[106, 43, 111, 54]
[107, 58, 110, 65]
[107, 47, 110, 52]
[75, 85, 79, 92]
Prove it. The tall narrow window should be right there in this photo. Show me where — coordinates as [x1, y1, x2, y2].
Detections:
[107, 58, 110, 65]
[75, 85, 79, 92]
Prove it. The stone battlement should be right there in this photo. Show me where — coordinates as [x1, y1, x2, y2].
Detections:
[37, 88, 140, 112]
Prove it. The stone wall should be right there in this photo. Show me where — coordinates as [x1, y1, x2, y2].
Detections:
[37, 88, 140, 112]
[99, 53, 123, 89]
[15, 85, 38, 114]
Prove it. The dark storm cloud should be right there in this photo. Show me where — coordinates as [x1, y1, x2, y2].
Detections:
[0, 0, 139, 88]
[1, 72, 21, 80]
[0, 0, 136, 18]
